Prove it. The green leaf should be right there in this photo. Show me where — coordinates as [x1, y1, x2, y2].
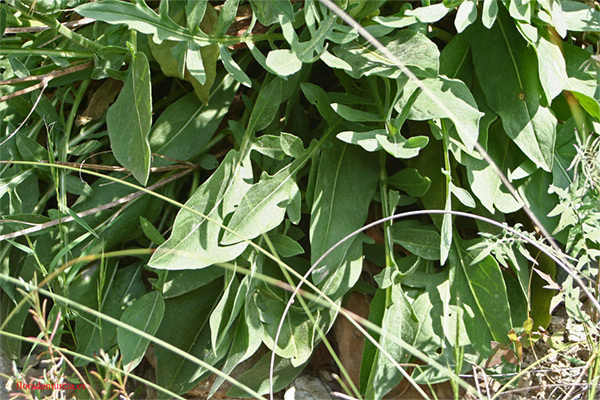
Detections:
[186, 42, 206, 85]
[155, 280, 224, 395]
[226, 352, 307, 397]
[449, 182, 476, 208]
[149, 73, 237, 166]
[117, 291, 165, 369]
[391, 221, 441, 261]
[248, 77, 283, 132]
[73, 265, 146, 365]
[265, 49, 302, 77]
[221, 144, 313, 245]
[269, 233, 305, 257]
[250, 0, 294, 26]
[332, 31, 439, 79]
[219, 45, 252, 88]
[517, 23, 569, 102]
[145, 5, 220, 103]
[455, 239, 513, 347]
[560, 1, 600, 32]
[209, 272, 244, 353]
[162, 268, 224, 298]
[396, 76, 482, 152]
[76, 0, 210, 45]
[387, 168, 431, 197]
[139, 216, 165, 245]
[337, 129, 429, 158]
[455, 0, 477, 33]
[209, 307, 263, 397]
[215, 0, 240, 36]
[310, 142, 378, 284]
[149, 151, 252, 270]
[256, 290, 335, 367]
[331, 103, 383, 122]
[482, 0, 498, 28]
[186, 0, 207, 35]
[405, 3, 451, 23]
[361, 284, 419, 400]
[439, 35, 473, 85]
[466, 122, 523, 214]
[464, 11, 556, 171]
[106, 52, 152, 185]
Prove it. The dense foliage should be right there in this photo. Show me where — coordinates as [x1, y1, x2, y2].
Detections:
[1, 0, 600, 398]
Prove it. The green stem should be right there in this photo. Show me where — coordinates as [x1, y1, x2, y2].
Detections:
[0, 48, 93, 58]
[12, 1, 102, 51]
[379, 151, 395, 269]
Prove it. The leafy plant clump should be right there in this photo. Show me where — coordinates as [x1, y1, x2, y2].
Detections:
[1, 0, 600, 399]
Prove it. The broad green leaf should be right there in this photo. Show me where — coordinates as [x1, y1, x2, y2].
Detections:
[439, 35, 472, 86]
[361, 284, 419, 400]
[250, 0, 294, 26]
[465, 12, 556, 171]
[106, 52, 152, 185]
[508, 0, 532, 23]
[256, 290, 336, 367]
[248, 77, 283, 132]
[454, 239, 513, 347]
[391, 221, 441, 261]
[76, 0, 211, 45]
[266, 49, 303, 77]
[209, 272, 246, 353]
[387, 168, 431, 197]
[560, 1, 600, 32]
[155, 280, 224, 395]
[377, 131, 429, 159]
[117, 291, 165, 369]
[300, 82, 339, 124]
[269, 233, 304, 257]
[405, 3, 450, 23]
[310, 142, 378, 284]
[149, 73, 237, 166]
[316, 234, 366, 301]
[221, 143, 313, 244]
[147, 6, 219, 103]
[162, 268, 224, 298]
[64, 175, 93, 197]
[482, 0, 498, 28]
[279, 13, 354, 63]
[337, 129, 428, 158]
[149, 151, 252, 270]
[186, 0, 207, 35]
[517, 23, 569, 102]
[518, 170, 559, 235]
[450, 182, 476, 208]
[139, 216, 165, 245]
[538, 0, 567, 38]
[215, 0, 240, 36]
[396, 76, 482, 152]
[73, 265, 146, 365]
[226, 352, 307, 397]
[332, 31, 439, 79]
[209, 307, 263, 397]
[454, 0, 477, 33]
[466, 122, 523, 214]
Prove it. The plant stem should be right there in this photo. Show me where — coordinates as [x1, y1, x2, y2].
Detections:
[11, 0, 102, 51]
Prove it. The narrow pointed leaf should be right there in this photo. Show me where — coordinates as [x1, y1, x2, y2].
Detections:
[106, 52, 152, 185]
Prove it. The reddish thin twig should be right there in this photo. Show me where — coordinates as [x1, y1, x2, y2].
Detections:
[0, 60, 93, 102]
